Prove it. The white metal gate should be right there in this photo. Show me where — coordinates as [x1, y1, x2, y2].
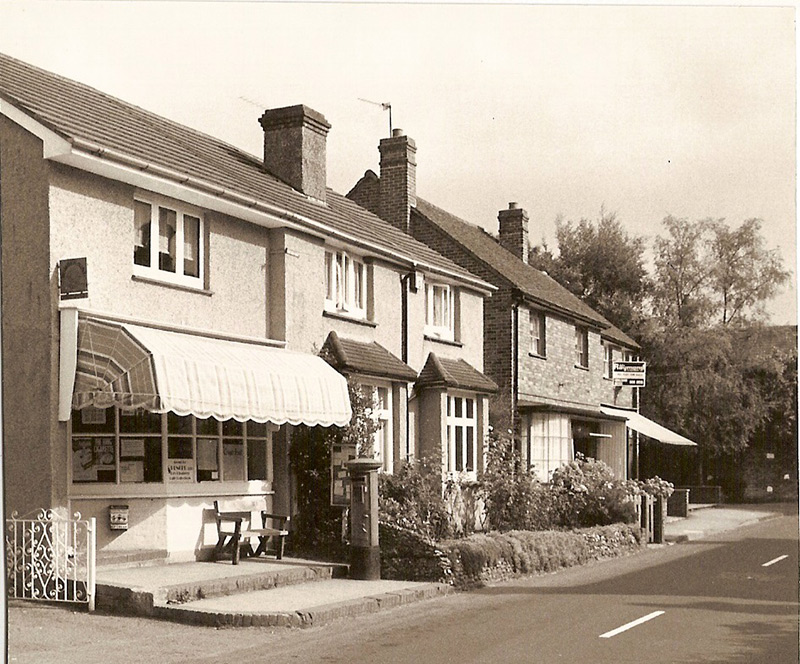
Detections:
[5, 509, 96, 610]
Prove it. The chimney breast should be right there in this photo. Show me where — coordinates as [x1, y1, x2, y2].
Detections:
[498, 203, 530, 263]
[378, 132, 416, 234]
[259, 105, 331, 202]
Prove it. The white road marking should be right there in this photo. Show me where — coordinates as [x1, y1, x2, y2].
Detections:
[599, 611, 665, 638]
[762, 555, 788, 567]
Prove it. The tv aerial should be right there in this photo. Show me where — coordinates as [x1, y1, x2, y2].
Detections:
[358, 98, 392, 135]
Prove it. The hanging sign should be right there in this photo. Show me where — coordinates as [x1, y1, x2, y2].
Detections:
[613, 361, 646, 387]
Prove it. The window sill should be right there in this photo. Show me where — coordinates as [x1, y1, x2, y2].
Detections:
[574, 364, 590, 372]
[132, 274, 213, 296]
[528, 352, 547, 360]
[424, 334, 462, 348]
[322, 309, 377, 328]
[68, 481, 274, 500]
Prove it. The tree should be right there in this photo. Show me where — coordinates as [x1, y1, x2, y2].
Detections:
[651, 216, 712, 329]
[707, 218, 790, 326]
[529, 209, 649, 333]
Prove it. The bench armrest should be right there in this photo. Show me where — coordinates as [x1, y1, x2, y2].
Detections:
[260, 512, 290, 529]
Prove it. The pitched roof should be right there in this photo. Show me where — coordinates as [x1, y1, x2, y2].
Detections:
[0, 52, 487, 289]
[320, 331, 418, 382]
[411, 199, 639, 348]
[415, 354, 498, 393]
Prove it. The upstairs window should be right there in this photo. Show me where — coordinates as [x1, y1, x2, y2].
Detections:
[575, 326, 589, 368]
[603, 342, 614, 379]
[530, 310, 546, 357]
[325, 249, 366, 317]
[134, 198, 203, 287]
[425, 282, 454, 340]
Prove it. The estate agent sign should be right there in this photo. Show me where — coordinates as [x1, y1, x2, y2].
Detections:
[613, 360, 646, 387]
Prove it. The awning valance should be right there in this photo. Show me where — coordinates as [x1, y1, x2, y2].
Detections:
[69, 317, 352, 426]
[600, 406, 696, 446]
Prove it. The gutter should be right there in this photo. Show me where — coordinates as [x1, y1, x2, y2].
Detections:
[56, 136, 494, 294]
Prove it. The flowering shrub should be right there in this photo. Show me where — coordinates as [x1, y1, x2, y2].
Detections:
[637, 476, 675, 499]
[549, 455, 639, 527]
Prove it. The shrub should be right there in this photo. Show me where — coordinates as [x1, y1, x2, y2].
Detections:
[549, 454, 639, 528]
[637, 476, 675, 499]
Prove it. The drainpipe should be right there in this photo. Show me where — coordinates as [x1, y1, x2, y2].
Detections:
[401, 272, 411, 461]
[511, 298, 519, 449]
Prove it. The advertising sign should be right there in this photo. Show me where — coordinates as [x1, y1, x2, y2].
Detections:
[613, 360, 646, 387]
[331, 444, 357, 507]
[167, 458, 195, 482]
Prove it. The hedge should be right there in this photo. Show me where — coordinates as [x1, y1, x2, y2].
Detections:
[379, 522, 644, 589]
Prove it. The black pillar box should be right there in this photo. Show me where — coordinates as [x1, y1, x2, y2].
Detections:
[345, 458, 382, 580]
[58, 257, 88, 300]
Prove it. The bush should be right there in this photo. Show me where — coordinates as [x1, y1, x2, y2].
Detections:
[637, 476, 675, 499]
[439, 524, 644, 588]
[548, 455, 639, 528]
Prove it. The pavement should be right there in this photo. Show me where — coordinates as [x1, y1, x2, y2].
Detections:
[18, 503, 792, 631]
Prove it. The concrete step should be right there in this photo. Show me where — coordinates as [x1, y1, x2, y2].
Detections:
[97, 549, 169, 570]
[96, 558, 348, 616]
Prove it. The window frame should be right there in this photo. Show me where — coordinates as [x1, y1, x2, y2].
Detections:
[69, 407, 273, 489]
[529, 309, 546, 357]
[133, 194, 205, 289]
[446, 392, 477, 477]
[603, 342, 615, 379]
[574, 326, 589, 369]
[324, 248, 367, 318]
[359, 379, 393, 473]
[425, 281, 455, 340]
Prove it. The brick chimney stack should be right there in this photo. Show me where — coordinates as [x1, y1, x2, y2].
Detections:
[498, 202, 530, 263]
[378, 128, 417, 234]
[259, 105, 331, 202]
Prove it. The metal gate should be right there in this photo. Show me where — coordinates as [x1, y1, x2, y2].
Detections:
[6, 509, 96, 610]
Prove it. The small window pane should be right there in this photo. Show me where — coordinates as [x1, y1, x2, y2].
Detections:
[143, 439, 162, 483]
[466, 428, 474, 472]
[119, 409, 161, 434]
[197, 417, 219, 436]
[168, 437, 193, 459]
[454, 397, 463, 418]
[72, 437, 116, 483]
[222, 419, 243, 436]
[324, 252, 334, 300]
[197, 438, 219, 482]
[222, 440, 245, 481]
[455, 427, 464, 471]
[159, 207, 177, 273]
[248, 421, 268, 438]
[466, 398, 474, 419]
[247, 438, 267, 480]
[183, 214, 200, 277]
[134, 201, 152, 267]
[72, 407, 115, 434]
[168, 413, 193, 435]
[354, 261, 364, 308]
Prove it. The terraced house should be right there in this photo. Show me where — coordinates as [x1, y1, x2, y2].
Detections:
[348, 129, 690, 481]
[0, 53, 497, 561]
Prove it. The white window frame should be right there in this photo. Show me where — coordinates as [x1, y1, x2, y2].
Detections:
[324, 249, 367, 318]
[603, 342, 614, 379]
[425, 282, 455, 340]
[446, 392, 477, 477]
[530, 310, 546, 357]
[359, 380, 393, 473]
[133, 194, 205, 289]
[575, 326, 589, 368]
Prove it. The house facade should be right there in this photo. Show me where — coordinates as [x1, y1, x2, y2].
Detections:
[0, 54, 495, 560]
[349, 129, 653, 481]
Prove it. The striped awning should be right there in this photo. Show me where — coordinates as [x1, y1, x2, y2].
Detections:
[71, 318, 352, 426]
[600, 406, 697, 446]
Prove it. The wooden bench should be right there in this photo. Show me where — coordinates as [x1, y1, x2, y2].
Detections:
[212, 500, 290, 565]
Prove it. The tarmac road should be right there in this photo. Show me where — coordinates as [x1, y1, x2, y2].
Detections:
[8, 507, 798, 664]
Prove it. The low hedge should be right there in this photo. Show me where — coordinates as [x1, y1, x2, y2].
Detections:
[380, 523, 644, 588]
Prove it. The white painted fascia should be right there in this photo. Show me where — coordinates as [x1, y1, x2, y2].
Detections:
[0, 97, 71, 158]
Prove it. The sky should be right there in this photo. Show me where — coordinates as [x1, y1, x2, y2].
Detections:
[0, 1, 796, 324]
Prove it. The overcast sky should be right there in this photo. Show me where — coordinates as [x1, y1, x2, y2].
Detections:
[1, 1, 795, 324]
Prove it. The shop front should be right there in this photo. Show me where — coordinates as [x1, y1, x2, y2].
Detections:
[60, 309, 352, 560]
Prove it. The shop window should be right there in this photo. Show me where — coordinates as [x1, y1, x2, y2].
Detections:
[133, 196, 204, 287]
[446, 394, 477, 475]
[530, 310, 546, 357]
[70, 409, 271, 486]
[425, 282, 455, 340]
[324, 249, 367, 318]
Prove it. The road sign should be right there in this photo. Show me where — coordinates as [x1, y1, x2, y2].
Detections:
[613, 360, 646, 387]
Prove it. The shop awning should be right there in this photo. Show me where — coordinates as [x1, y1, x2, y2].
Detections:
[600, 406, 696, 446]
[69, 317, 352, 426]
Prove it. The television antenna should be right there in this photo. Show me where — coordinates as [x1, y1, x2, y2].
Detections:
[358, 98, 392, 135]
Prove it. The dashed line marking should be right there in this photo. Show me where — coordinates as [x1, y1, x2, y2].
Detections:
[762, 555, 788, 567]
[599, 611, 665, 638]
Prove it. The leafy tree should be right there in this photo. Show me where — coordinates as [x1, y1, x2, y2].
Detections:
[706, 218, 790, 326]
[529, 209, 648, 333]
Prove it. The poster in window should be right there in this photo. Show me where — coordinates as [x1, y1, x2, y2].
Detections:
[81, 407, 106, 425]
[72, 437, 115, 482]
[223, 441, 245, 481]
[120, 460, 144, 483]
[330, 444, 356, 506]
[120, 438, 145, 458]
[166, 458, 195, 482]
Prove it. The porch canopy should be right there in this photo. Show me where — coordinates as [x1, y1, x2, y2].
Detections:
[600, 405, 696, 446]
[69, 317, 352, 426]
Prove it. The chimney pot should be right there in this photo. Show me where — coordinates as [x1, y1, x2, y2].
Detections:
[392, 128, 404, 137]
[508, 202, 518, 210]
